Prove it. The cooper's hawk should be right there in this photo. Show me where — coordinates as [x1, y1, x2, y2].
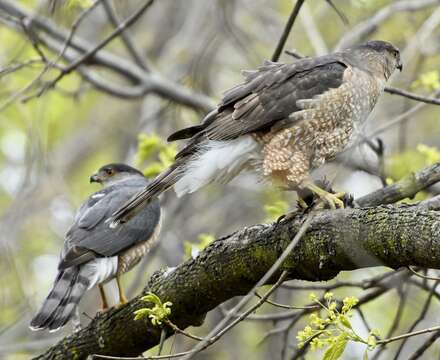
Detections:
[30, 164, 161, 331]
[110, 40, 402, 225]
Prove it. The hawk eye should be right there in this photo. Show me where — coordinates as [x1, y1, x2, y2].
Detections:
[105, 168, 114, 175]
[392, 50, 399, 57]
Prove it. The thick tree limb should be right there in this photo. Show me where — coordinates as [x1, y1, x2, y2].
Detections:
[33, 202, 440, 359]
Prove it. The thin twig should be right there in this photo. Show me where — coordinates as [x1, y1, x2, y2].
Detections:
[0, 0, 101, 112]
[284, 49, 440, 106]
[91, 351, 192, 359]
[378, 325, 440, 345]
[393, 281, 439, 360]
[101, 0, 149, 71]
[180, 215, 313, 360]
[407, 330, 440, 360]
[254, 291, 318, 310]
[372, 284, 408, 360]
[164, 320, 204, 341]
[271, 0, 305, 62]
[29, 0, 155, 100]
[385, 86, 440, 105]
[408, 266, 440, 281]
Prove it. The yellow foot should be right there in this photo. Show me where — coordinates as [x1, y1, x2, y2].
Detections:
[316, 191, 345, 210]
[119, 293, 128, 305]
[301, 180, 346, 210]
[297, 198, 309, 209]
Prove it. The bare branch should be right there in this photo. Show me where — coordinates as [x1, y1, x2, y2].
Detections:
[29, 0, 155, 100]
[271, 0, 305, 62]
[101, 0, 150, 71]
[385, 86, 440, 106]
[0, 0, 215, 112]
[393, 281, 439, 360]
[356, 162, 440, 207]
[33, 199, 440, 359]
[335, 0, 440, 50]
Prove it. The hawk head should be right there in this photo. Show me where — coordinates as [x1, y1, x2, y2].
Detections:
[350, 40, 402, 79]
[90, 163, 144, 186]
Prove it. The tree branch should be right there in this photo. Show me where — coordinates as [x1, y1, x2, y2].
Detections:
[385, 86, 440, 106]
[334, 0, 440, 50]
[33, 201, 440, 359]
[356, 162, 440, 207]
[0, 0, 215, 112]
[33, 0, 155, 98]
[271, 0, 305, 62]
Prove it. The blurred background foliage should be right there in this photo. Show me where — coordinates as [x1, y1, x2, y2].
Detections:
[0, 0, 440, 359]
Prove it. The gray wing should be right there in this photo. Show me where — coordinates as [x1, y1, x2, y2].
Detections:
[169, 55, 348, 158]
[59, 179, 161, 270]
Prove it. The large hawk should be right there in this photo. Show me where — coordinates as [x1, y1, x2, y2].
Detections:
[111, 40, 402, 225]
[30, 164, 161, 331]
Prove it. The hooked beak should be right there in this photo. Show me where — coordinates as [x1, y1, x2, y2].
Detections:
[90, 174, 100, 183]
[397, 60, 403, 72]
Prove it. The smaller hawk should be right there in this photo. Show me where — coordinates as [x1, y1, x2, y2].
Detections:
[110, 40, 402, 225]
[30, 164, 161, 331]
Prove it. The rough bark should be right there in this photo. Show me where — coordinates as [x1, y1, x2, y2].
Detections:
[34, 204, 440, 359]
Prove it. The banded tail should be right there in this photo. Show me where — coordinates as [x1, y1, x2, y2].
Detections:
[30, 267, 89, 332]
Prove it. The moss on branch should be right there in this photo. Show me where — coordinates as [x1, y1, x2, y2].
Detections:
[34, 204, 440, 359]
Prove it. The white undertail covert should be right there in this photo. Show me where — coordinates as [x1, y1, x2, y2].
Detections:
[174, 135, 259, 196]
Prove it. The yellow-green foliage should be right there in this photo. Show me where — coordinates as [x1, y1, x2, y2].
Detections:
[262, 188, 289, 222]
[412, 71, 440, 92]
[386, 144, 440, 180]
[134, 292, 172, 326]
[297, 293, 380, 360]
[385, 144, 440, 202]
[66, 0, 94, 9]
[135, 133, 177, 178]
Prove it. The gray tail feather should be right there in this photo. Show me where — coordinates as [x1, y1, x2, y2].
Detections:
[110, 163, 183, 226]
[30, 267, 90, 331]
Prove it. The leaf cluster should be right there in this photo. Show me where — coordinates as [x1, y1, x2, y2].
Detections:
[134, 292, 173, 326]
[135, 133, 177, 178]
[297, 293, 380, 360]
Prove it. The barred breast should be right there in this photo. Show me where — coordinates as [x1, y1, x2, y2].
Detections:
[116, 216, 162, 275]
[257, 66, 383, 188]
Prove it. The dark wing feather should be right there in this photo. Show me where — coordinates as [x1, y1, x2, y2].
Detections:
[59, 178, 161, 270]
[170, 54, 348, 159]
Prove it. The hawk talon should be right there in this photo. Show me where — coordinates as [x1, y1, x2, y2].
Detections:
[301, 181, 346, 210]
[319, 191, 345, 210]
[276, 208, 301, 224]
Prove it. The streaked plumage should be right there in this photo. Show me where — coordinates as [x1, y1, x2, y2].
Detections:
[110, 40, 402, 224]
[30, 164, 161, 331]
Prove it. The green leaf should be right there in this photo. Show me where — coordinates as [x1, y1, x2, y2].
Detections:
[411, 70, 440, 92]
[363, 349, 369, 360]
[67, 0, 94, 9]
[144, 162, 165, 178]
[322, 337, 348, 360]
[340, 315, 352, 329]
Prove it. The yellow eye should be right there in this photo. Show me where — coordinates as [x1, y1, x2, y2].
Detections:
[105, 168, 114, 175]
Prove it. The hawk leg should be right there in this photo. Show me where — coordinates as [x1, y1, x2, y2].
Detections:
[116, 275, 128, 305]
[98, 284, 109, 310]
[300, 179, 345, 209]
